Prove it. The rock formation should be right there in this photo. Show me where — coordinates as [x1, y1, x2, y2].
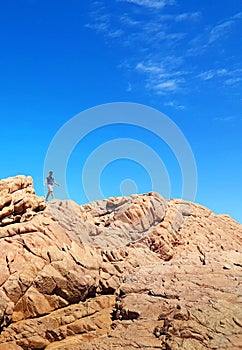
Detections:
[0, 175, 241, 350]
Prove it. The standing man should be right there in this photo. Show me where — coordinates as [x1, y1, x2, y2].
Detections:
[44, 171, 60, 201]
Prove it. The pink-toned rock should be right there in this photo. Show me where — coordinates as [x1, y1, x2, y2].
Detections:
[0, 344, 23, 350]
[0, 175, 46, 227]
[0, 175, 241, 350]
[47, 192, 167, 248]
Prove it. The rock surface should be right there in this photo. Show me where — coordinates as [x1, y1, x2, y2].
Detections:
[0, 176, 46, 227]
[0, 175, 241, 349]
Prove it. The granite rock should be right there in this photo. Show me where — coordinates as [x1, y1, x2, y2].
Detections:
[0, 175, 241, 350]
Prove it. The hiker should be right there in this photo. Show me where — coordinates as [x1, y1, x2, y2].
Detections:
[44, 171, 60, 201]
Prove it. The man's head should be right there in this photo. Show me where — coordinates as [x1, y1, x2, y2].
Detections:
[49, 171, 53, 176]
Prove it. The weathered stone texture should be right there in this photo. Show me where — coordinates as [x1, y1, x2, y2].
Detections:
[0, 176, 46, 227]
[0, 175, 241, 349]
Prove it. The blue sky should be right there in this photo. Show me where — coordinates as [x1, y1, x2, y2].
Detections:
[0, 0, 242, 223]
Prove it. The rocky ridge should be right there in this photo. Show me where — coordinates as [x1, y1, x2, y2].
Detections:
[0, 175, 241, 350]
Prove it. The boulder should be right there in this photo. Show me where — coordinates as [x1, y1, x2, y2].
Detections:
[0, 176, 46, 227]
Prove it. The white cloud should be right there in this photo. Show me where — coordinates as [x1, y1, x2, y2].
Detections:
[107, 29, 124, 38]
[197, 71, 215, 81]
[164, 100, 175, 107]
[208, 12, 242, 44]
[213, 116, 237, 123]
[189, 22, 233, 55]
[225, 77, 242, 86]
[136, 62, 165, 75]
[197, 68, 242, 87]
[86, 2, 242, 97]
[135, 60, 186, 94]
[155, 80, 178, 90]
[136, 56, 185, 73]
[177, 104, 185, 110]
[85, 21, 108, 33]
[146, 79, 181, 94]
[164, 101, 186, 110]
[85, 11, 124, 39]
[175, 12, 201, 22]
[127, 82, 132, 92]
[87, 4, 185, 51]
[188, 12, 242, 56]
[118, 0, 175, 9]
[124, 11, 201, 25]
[209, 20, 233, 44]
[120, 15, 141, 27]
[197, 69, 228, 81]
[231, 12, 242, 20]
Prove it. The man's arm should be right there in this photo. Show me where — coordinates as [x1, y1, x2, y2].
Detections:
[54, 180, 61, 187]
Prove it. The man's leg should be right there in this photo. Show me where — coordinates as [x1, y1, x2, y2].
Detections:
[45, 190, 50, 201]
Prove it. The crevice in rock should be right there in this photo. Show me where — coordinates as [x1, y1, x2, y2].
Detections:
[111, 299, 139, 322]
[153, 322, 172, 348]
[5, 256, 11, 276]
[197, 245, 206, 265]
[18, 239, 48, 262]
[234, 262, 242, 268]
[148, 290, 180, 300]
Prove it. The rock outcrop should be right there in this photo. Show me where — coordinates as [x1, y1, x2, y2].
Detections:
[0, 175, 241, 350]
[0, 176, 46, 227]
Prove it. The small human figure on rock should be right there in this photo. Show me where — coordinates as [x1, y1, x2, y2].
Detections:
[44, 171, 60, 201]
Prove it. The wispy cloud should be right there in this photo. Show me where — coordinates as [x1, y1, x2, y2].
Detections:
[127, 82, 132, 92]
[120, 11, 201, 27]
[225, 77, 242, 86]
[208, 20, 233, 44]
[213, 115, 238, 124]
[86, 3, 242, 100]
[85, 12, 125, 39]
[135, 59, 187, 94]
[175, 12, 201, 22]
[231, 12, 242, 20]
[118, 0, 175, 9]
[189, 11, 242, 54]
[136, 59, 186, 77]
[86, 4, 187, 52]
[198, 68, 242, 87]
[164, 101, 185, 110]
[197, 69, 228, 81]
[120, 14, 141, 27]
[136, 62, 165, 75]
[153, 80, 179, 92]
